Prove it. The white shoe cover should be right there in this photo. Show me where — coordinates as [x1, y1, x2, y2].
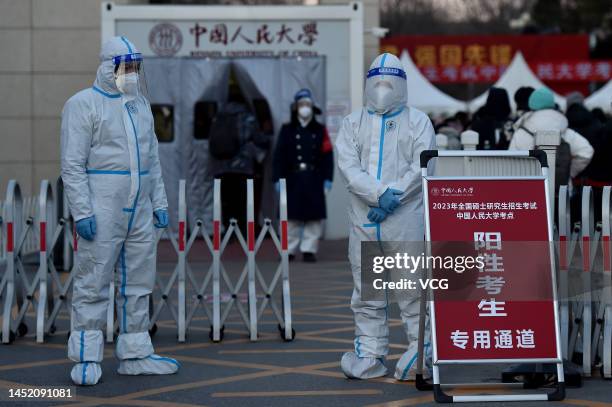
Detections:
[394, 343, 431, 381]
[71, 362, 102, 386]
[117, 354, 180, 375]
[341, 352, 388, 379]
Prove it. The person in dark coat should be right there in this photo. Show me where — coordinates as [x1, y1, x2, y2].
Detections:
[514, 86, 534, 117]
[272, 89, 333, 262]
[567, 102, 601, 147]
[569, 102, 609, 223]
[470, 87, 512, 150]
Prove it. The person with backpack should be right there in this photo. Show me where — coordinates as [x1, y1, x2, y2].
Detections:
[208, 83, 271, 233]
[272, 89, 334, 262]
[509, 87, 593, 195]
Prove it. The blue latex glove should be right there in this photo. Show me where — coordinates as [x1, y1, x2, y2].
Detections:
[324, 180, 332, 193]
[76, 216, 96, 241]
[378, 188, 403, 213]
[367, 207, 387, 223]
[274, 182, 280, 193]
[154, 209, 169, 228]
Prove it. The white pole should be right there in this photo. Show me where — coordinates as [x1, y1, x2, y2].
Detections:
[36, 180, 52, 343]
[247, 179, 258, 341]
[279, 179, 292, 340]
[2, 181, 20, 343]
[535, 130, 561, 206]
[177, 180, 186, 342]
[460, 130, 479, 151]
[212, 179, 222, 341]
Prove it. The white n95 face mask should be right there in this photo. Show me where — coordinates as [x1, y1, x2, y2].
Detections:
[298, 105, 313, 120]
[370, 82, 394, 113]
[115, 72, 139, 99]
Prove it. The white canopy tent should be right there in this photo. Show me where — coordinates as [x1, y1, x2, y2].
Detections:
[400, 50, 468, 115]
[585, 80, 612, 112]
[468, 51, 565, 112]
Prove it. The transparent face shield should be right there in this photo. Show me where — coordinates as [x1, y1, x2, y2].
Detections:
[113, 52, 148, 100]
[365, 66, 407, 114]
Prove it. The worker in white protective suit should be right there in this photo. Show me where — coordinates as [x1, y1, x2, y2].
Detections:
[61, 36, 179, 386]
[336, 53, 435, 380]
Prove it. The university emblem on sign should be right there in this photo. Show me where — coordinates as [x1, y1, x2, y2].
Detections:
[149, 23, 183, 56]
[431, 187, 440, 196]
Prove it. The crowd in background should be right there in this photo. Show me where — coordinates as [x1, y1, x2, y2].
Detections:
[432, 87, 612, 221]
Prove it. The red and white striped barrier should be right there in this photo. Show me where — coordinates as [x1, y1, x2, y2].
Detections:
[597, 186, 612, 378]
[34, 180, 63, 343]
[1, 177, 294, 345]
[254, 178, 293, 341]
[149, 180, 192, 342]
[557, 185, 572, 360]
[1, 180, 32, 343]
[580, 186, 596, 377]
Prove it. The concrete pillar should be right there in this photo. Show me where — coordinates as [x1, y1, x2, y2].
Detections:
[535, 130, 561, 204]
[461, 130, 479, 151]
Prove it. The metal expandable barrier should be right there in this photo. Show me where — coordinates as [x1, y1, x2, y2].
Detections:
[2, 181, 34, 343]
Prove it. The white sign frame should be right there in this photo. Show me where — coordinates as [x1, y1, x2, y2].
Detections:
[100, 1, 364, 111]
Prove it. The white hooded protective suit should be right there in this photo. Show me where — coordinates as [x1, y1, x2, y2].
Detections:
[336, 53, 435, 380]
[61, 36, 178, 385]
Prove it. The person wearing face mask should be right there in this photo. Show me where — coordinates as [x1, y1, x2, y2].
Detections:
[272, 89, 334, 262]
[336, 53, 435, 380]
[60, 36, 179, 385]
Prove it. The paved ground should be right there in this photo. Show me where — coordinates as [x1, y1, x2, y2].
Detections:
[0, 239, 611, 406]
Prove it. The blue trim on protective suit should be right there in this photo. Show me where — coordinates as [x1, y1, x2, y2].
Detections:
[79, 331, 84, 362]
[147, 355, 180, 367]
[355, 338, 362, 357]
[86, 169, 149, 175]
[87, 169, 130, 175]
[385, 108, 404, 119]
[399, 342, 430, 380]
[362, 223, 381, 242]
[82, 361, 88, 384]
[369, 106, 407, 334]
[119, 105, 143, 333]
[400, 352, 418, 380]
[125, 107, 142, 232]
[120, 36, 133, 54]
[379, 52, 388, 80]
[376, 117, 386, 181]
[92, 86, 120, 99]
[120, 245, 127, 333]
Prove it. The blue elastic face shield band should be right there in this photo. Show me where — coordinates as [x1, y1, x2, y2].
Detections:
[112, 53, 143, 75]
[366, 67, 407, 79]
[112, 52, 143, 66]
